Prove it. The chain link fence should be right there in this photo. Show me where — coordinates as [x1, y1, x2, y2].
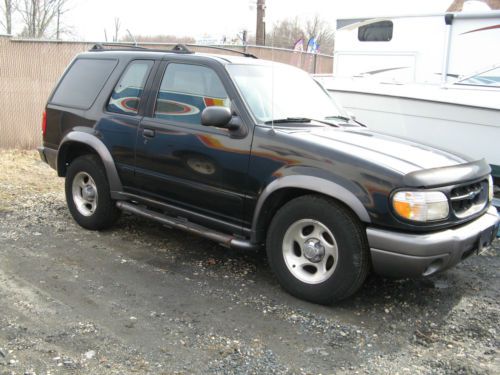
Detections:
[0, 36, 333, 149]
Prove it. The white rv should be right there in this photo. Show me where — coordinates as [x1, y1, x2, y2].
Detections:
[316, 6, 500, 205]
[331, 10, 500, 83]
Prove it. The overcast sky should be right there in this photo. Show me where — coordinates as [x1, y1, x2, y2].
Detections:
[60, 0, 454, 42]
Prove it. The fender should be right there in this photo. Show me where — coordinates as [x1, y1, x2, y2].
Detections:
[58, 131, 123, 194]
[251, 175, 371, 243]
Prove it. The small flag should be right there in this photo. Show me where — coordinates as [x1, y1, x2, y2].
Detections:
[307, 37, 319, 54]
[293, 38, 304, 52]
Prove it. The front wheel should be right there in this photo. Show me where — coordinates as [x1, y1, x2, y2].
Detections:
[65, 154, 120, 230]
[266, 195, 370, 304]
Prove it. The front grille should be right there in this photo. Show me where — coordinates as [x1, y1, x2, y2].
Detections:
[450, 180, 488, 219]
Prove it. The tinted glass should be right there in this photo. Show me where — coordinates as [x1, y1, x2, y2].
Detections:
[155, 63, 229, 125]
[51, 59, 117, 109]
[358, 21, 393, 42]
[107, 60, 154, 115]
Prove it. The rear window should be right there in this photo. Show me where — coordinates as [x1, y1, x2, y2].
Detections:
[358, 21, 393, 42]
[51, 58, 118, 109]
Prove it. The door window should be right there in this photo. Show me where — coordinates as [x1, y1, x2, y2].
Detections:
[155, 63, 230, 125]
[107, 60, 154, 115]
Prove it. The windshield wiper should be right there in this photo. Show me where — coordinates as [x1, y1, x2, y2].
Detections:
[324, 115, 366, 127]
[324, 115, 351, 122]
[264, 117, 312, 124]
[264, 117, 339, 127]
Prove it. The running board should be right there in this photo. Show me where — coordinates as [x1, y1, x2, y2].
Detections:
[116, 201, 259, 250]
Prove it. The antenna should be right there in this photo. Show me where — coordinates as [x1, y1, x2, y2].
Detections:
[270, 29, 275, 132]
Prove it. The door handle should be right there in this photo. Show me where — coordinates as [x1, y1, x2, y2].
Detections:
[143, 128, 156, 138]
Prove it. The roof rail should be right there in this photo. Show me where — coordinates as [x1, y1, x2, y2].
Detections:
[89, 43, 195, 54]
[90, 43, 147, 51]
[184, 44, 258, 59]
[88, 42, 257, 58]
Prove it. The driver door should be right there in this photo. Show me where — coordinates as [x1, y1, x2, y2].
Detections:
[133, 60, 252, 229]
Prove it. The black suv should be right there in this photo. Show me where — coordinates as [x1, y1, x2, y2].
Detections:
[39, 44, 499, 304]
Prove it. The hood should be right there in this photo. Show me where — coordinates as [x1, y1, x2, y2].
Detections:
[284, 125, 471, 175]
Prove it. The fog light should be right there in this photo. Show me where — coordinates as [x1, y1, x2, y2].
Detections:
[392, 191, 449, 222]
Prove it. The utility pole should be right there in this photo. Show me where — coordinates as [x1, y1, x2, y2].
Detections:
[256, 0, 266, 45]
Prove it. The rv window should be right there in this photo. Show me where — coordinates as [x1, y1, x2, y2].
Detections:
[456, 67, 500, 88]
[358, 21, 393, 42]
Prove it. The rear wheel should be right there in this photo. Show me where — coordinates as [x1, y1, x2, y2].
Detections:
[65, 155, 120, 230]
[266, 195, 370, 304]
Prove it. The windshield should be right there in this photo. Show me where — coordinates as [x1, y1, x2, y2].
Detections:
[226, 63, 345, 124]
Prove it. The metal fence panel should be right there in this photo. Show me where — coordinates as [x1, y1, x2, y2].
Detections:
[0, 37, 93, 148]
[0, 37, 333, 149]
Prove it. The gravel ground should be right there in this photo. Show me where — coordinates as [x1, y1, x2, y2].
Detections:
[0, 149, 499, 375]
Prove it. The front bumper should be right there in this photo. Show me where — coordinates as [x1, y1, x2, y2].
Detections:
[367, 206, 499, 278]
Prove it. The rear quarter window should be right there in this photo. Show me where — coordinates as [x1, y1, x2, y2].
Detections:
[50, 58, 118, 109]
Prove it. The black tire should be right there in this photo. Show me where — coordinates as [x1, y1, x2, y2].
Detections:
[266, 195, 370, 305]
[65, 154, 120, 230]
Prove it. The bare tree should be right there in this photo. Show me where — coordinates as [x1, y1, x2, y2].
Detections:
[0, 0, 16, 34]
[266, 16, 335, 53]
[266, 17, 304, 49]
[113, 17, 120, 42]
[121, 34, 196, 44]
[17, 0, 70, 38]
[55, 0, 70, 39]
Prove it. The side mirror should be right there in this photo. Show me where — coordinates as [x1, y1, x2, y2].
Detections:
[201, 106, 232, 128]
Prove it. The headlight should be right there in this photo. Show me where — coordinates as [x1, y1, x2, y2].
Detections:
[392, 191, 449, 222]
[488, 175, 493, 202]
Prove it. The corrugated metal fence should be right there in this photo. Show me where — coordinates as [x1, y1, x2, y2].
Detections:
[0, 36, 333, 149]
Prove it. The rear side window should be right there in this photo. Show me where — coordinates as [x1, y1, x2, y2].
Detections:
[154, 63, 229, 125]
[51, 59, 117, 109]
[358, 21, 393, 42]
[107, 60, 154, 115]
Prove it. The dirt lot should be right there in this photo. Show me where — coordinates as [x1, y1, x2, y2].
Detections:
[0, 150, 499, 375]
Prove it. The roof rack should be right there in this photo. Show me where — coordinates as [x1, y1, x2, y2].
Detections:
[183, 44, 258, 59]
[89, 43, 194, 54]
[90, 43, 147, 51]
[89, 43, 257, 58]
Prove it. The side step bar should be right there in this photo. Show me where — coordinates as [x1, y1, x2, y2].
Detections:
[116, 201, 259, 250]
